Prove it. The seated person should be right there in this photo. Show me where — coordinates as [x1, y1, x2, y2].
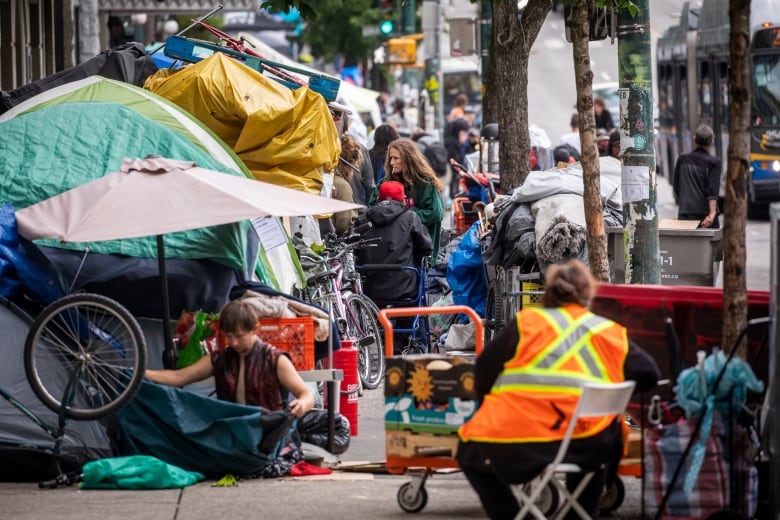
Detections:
[457, 260, 660, 519]
[355, 180, 432, 305]
[356, 181, 433, 353]
[146, 299, 315, 476]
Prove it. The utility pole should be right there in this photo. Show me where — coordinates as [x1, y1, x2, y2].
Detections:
[402, 0, 416, 34]
[480, 1, 491, 84]
[616, 0, 659, 284]
[422, 1, 445, 138]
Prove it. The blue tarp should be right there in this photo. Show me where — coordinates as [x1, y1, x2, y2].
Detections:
[447, 221, 487, 317]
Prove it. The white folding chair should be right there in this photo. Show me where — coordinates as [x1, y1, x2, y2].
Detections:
[512, 380, 636, 520]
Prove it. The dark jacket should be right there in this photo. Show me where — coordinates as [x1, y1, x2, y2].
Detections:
[673, 147, 722, 218]
[355, 200, 433, 304]
[368, 179, 444, 261]
[349, 145, 375, 208]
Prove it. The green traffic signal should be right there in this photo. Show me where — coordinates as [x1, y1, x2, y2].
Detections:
[380, 19, 394, 35]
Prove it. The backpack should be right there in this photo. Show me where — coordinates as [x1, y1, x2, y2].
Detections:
[417, 136, 449, 177]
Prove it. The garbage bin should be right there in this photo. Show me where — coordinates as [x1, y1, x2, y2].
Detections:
[607, 220, 723, 286]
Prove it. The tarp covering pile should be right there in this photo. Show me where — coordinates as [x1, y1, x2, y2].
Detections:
[0, 42, 157, 115]
[145, 52, 340, 194]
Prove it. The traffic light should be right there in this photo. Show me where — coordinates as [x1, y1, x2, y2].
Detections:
[379, 0, 395, 36]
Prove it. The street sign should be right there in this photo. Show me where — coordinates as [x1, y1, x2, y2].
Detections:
[362, 25, 381, 37]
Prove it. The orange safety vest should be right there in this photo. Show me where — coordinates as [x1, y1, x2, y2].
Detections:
[459, 304, 628, 444]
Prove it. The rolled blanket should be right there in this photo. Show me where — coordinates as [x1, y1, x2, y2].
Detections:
[531, 193, 588, 264]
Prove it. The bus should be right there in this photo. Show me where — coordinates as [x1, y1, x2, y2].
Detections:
[655, 0, 780, 217]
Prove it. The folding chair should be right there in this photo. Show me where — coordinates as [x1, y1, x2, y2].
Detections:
[512, 380, 637, 520]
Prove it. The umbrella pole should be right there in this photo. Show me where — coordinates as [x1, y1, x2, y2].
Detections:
[157, 235, 175, 369]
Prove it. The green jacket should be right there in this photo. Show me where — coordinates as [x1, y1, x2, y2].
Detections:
[369, 179, 444, 261]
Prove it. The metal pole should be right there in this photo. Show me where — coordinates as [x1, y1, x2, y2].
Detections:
[617, 0, 659, 284]
[402, 0, 416, 34]
[423, 0, 445, 140]
[479, 1, 491, 81]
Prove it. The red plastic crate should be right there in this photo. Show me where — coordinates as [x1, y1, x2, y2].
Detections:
[257, 317, 315, 371]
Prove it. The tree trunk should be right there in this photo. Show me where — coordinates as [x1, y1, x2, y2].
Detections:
[570, 0, 609, 281]
[491, 0, 551, 192]
[722, 0, 750, 357]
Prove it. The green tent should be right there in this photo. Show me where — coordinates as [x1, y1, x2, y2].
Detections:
[0, 101, 248, 270]
[0, 77, 304, 290]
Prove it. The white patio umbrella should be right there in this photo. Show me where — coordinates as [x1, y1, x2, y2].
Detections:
[16, 157, 363, 367]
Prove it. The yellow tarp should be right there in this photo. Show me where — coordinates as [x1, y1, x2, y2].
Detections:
[144, 53, 340, 194]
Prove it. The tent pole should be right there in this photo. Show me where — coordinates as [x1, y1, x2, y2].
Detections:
[157, 234, 175, 369]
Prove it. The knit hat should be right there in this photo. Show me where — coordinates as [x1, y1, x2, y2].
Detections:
[378, 181, 405, 202]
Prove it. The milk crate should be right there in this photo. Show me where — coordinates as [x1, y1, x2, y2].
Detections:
[257, 317, 315, 371]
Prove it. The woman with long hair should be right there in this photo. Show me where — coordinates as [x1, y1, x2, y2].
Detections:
[368, 138, 445, 260]
[332, 134, 361, 234]
[369, 124, 401, 183]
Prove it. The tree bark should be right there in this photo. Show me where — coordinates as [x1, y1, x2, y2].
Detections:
[570, 0, 610, 281]
[490, 0, 551, 192]
[722, 0, 750, 358]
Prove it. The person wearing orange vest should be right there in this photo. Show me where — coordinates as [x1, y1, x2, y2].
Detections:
[457, 260, 659, 519]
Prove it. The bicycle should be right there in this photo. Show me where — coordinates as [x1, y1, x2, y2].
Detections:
[296, 227, 385, 391]
[0, 292, 147, 487]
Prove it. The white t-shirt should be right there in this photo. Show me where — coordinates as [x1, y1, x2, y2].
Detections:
[559, 131, 581, 153]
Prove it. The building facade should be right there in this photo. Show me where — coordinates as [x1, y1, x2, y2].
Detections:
[1, 0, 256, 91]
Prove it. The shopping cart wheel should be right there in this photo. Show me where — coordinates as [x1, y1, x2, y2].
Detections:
[599, 476, 625, 514]
[397, 481, 428, 513]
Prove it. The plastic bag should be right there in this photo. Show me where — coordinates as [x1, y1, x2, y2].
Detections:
[176, 310, 221, 368]
[443, 321, 476, 352]
[297, 409, 351, 455]
[80, 455, 204, 490]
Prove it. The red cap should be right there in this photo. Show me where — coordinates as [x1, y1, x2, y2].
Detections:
[379, 181, 405, 202]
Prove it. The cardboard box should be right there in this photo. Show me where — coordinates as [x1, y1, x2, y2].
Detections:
[385, 430, 460, 458]
[384, 355, 477, 434]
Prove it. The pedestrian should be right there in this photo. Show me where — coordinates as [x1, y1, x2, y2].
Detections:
[607, 130, 621, 159]
[444, 117, 472, 199]
[457, 259, 660, 520]
[331, 134, 362, 234]
[338, 108, 374, 209]
[385, 98, 412, 135]
[672, 124, 721, 228]
[559, 112, 581, 154]
[594, 97, 615, 132]
[447, 93, 469, 122]
[369, 123, 401, 183]
[369, 138, 445, 260]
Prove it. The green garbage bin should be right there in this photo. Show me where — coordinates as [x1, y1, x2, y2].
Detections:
[607, 222, 723, 286]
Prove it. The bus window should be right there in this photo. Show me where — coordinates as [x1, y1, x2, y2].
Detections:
[752, 54, 780, 126]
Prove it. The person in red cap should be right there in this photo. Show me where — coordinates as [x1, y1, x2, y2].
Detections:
[368, 138, 445, 261]
[356, 180, 432, 353]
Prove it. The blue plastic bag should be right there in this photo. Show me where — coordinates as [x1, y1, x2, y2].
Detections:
[446, 222, 487, 317]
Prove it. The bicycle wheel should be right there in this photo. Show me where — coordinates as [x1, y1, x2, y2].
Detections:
[24, 293, 147, 420]
[344, 294, 385, 390]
